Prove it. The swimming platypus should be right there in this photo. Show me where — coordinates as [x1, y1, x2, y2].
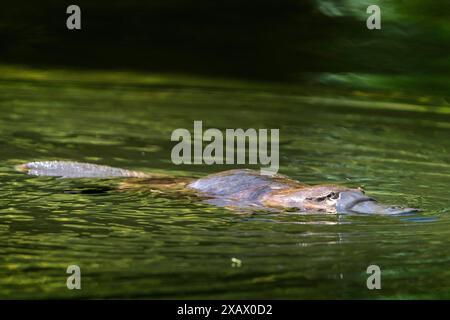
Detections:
[17, 161, 419, 215]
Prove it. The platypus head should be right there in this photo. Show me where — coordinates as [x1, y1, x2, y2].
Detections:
[264, 185, 419, 215]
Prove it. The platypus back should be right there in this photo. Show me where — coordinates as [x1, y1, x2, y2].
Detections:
[188, 169, 304, 202]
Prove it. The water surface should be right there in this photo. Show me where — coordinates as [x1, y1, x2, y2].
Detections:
[0, 67, 449, 298]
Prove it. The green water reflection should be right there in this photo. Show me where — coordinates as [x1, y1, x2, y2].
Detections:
[0, 66, 449, 298]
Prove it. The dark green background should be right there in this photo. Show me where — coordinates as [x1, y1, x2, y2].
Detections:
[1, 0, 449, 82]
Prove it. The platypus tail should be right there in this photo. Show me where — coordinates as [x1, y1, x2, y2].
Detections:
[16, 161, 154, 179]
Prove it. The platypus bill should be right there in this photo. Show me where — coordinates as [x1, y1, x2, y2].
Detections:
[17, 161, 419, 215]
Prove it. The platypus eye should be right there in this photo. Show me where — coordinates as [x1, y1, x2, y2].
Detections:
[327, 192, 339, 200]
[309, 192, 339, 202]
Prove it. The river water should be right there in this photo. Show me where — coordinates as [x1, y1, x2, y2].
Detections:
[0, 66, 449, 298]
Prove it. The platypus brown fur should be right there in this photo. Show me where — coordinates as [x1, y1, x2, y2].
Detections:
[17, 161, 419, 215]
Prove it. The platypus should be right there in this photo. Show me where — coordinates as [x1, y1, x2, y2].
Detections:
[17, 161, 419, 215]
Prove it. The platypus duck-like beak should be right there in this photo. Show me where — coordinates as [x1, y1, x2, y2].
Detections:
[336, 191, 419, 215]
